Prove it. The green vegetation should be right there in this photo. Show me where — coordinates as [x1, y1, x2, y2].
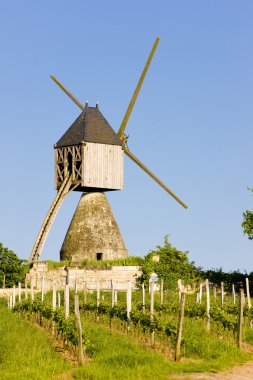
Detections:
[0, 243, 27, 288]
[12, 287, 253, 379]
[242, 187, 253, 240]
[0, 298, 70, 380]
[139, 235, 200, 289]
[80, 256, 143, 267]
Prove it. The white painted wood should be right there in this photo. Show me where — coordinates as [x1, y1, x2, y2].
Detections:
[82, 143, 124, 190]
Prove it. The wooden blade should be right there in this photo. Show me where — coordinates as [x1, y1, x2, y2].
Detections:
[123, 147, 188, 209]
[117, 37, 160, 140]
[50, 75, 85, 110]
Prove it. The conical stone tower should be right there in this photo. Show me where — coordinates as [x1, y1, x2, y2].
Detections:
[60, 192, 128, 263]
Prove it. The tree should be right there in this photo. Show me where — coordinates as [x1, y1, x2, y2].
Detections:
[242, 187, 253, 240]
[0, 243, 26, 288]
[139, 235, 201, 289]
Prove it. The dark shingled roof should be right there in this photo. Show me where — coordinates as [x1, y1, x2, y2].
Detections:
[56, 105, 122, 147]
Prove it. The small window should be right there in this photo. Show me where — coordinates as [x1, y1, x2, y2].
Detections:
[96, 253, 103, 261]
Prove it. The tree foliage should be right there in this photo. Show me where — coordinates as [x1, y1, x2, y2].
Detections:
[0, 243, 26, 288]
[139, 235, 201, 289]
[242, 187, 253, 240]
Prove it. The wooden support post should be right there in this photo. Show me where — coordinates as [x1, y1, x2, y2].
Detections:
[178, 279, 182, 302]
[175, 292, 186, 361]
[127, 281, 132, 332]
[160, 279, 164, 304]
[41, 276, 45, 302]
[213, 286, 217, 300]
[238, 288, 244, 349]
[57, 292, 61, 308]
[142, 283, 145, 311]
[114, 290, 118, 305]
[232, 284, 236, 304]
[74, 294, 85, 366]
[199, 283, 203, 304]
[18, 282, 21, 302]
[12, 286, 16, 308]
[206, 279, 210, 331]
[111, 280, 115, 308]
[84, 282, 87, 304]
[96, 280, 100, 322]
[150, 281, 155, 346]
[75, 280, 78, 294]
[52, 282, 57, 310]
[31, 284, 34, 301]
[9, 295, 13, 309]
[221, 282, 224, 306]
[246, 278, 251, 309]
[65, 284, 69, 319]
[24, 278, 27, 300]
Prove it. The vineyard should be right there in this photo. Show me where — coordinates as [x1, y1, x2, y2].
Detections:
[7, 279, 253, 379]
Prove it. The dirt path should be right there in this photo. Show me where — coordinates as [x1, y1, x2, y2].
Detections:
[170, 361, 253, 380]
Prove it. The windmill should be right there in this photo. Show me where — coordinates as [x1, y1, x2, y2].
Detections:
[29, 37, 187, 263]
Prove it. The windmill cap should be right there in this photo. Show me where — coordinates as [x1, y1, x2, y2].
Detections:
[55, 105, 122, 147]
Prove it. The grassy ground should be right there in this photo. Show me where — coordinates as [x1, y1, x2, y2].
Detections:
[1, 294, 253, 380]
[0, 298, 70, 380]
[71, 316, 252, 380]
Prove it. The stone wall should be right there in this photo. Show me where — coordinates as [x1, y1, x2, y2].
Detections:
[26, 263, 141, 291]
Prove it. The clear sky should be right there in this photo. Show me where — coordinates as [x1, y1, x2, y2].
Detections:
[1, 1, 253, 272]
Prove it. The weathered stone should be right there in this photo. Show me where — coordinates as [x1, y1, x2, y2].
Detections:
[60, 192, 128, 262]
[26, 264, 141, 291]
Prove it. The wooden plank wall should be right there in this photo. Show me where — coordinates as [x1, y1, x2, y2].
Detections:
[82, 143, 124, 190]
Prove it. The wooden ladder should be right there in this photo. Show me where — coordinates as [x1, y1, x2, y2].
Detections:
[29, 174, 74, 262]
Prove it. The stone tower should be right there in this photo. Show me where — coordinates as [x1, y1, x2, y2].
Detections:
[60, 192, 128, 263]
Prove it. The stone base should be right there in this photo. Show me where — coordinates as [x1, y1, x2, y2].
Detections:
[60, 192, 128, 262]
[26, 262, 141, 291]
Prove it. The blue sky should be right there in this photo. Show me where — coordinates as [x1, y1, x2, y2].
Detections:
[1, 1, 253, 271]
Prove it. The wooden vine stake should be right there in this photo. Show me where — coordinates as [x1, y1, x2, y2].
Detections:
[96, 280, 100, 322]
[57, 292, 61, 308]
[199, 283, 203, 304]
[65, 284, 69, 319]
[150, 281, 155, 346]
[213, 286, 217, 301]
[205, 279, 210, 331]
[142, 283, 145, 311]
[74, 294, 85, 366]
[41, 276, 45, 302]
[237, 288, 244, 349]
[246, 278, 251, 309]
[52, 282, 56, 310]
[83, 282, 87, 304]
[12, 286, 16, 308]
[232, 284, 236, 305]
[221, 282, 224, 306]
[18, 282, 21, 302]
[127, 281, 132, 332]
[175, 292, 186, 361]
[160, 279, 164, 304]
